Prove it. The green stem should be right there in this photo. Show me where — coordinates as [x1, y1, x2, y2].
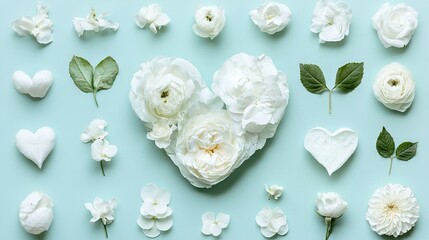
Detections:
[93, 91, 99, 107]
[103, 223, 108, 238]
[388, 157, 394, 175]
[325, 217, 332, 240]
[328, 90, 332, 114]
[100, 161, 105, 176]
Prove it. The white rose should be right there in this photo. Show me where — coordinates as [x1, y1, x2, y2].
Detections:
[373, 63, 415, 112]
[372, 3, 418, 48]
[310, 0, 352, 43]
[249, 2, 291, 35]
[170, 107, 246, 188]
[193, 6, 225, 39]
[316, 192, 348, 219]
[212, 53, 289, 150]
[129, 57, 205, 144]
[19, 192, 53, 235]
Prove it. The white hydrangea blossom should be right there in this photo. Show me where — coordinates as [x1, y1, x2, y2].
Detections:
[73, 8, 119, 37]
[135, 4, 170, 34]
[201, 212, 230, 237]
[255, 206, 288, 238]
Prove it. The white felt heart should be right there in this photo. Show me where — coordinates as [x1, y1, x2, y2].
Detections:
[13, 70, 53, 98]
[16, 127, 56, 169]
[304, 127, 358, 176]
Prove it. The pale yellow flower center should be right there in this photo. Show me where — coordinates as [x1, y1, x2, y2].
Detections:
[385, 202, 399, 215]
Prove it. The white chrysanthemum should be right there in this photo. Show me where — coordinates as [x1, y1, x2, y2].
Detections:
[366, 184, 419, 237]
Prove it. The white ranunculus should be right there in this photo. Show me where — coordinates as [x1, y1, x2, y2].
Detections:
[255, 206, 288, 238]
[366, 184, 419, 237]
[249, 2, 291, 35]
[372, 3, 418, 48]
[373, 63, 415, 112]
[135, 4, 170, 34]
[72, 8, 119, 37]
[316, 192, 347, 219]
[193, 6, 225, 39]
[19, 192, 53, 235]
[310, 0, 352, 43]
[212, 53, 289, 151]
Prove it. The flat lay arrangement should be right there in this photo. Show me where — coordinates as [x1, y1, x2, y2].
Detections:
[2, 0, 427, 239]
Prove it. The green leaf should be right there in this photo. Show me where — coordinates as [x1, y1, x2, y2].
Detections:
[376, 127, 395, 158]
[69, 56, 94, 93]
[334, 62, 364, 93]
[299, 63, 328, 94]
[396, 142, 418, 161]
[93, 56, 119, 91]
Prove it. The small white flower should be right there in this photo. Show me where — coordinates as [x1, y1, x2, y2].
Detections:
[366, 184, 419, 237]
[19, 192, 53, 235]
[137, 211, 173, 238]
[91, 139, 118, 162]
[201, 212, 230, 237]
[265, 184, 283, 200]
[147, 120, 177, 149]
[135, 4, 170, 34]
[372, 3, 418, 48]
[310, 0, 352, 43]
[81, 119, 108, 143]
[250, 2, 291, 35]
[72, 8, 119, 37]
[193, 6, 226, 39]
[85, 197, 117, 238]
[373, 63, 415, 112]
[255, 206, 288, 238]
[316, 192, 347, 240]
[11, 2, 53, 44]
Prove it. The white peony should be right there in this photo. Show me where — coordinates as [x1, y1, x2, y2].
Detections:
[249, 2, 291, 35]
[135, 4, 170, 34]
[372, 3, 418, 48]
[310, 0, 352, 43]
[366, 184, 419, 237]
[255, 206, 288, 238]
[212, 53, 289, 151]
[373, 63, 415, 112]
[19, 192, 53, 235]
[316, 192, 348, 219]
[72, 8, 119, 37]
[193, 6, 225, 39]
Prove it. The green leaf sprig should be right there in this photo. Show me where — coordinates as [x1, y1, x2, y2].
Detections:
[376, 126, 418, 175]
[299, 62, 364, 114]
[69, 56, 119, 107]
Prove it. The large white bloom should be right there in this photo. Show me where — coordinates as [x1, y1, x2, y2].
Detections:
[201, 212, 230, 237]
[193, 6, 226, 39]
[212, 53, 289, 150]
[316, 192, 348, 219]
[11, 2, 53, 44]
[373, 63, 415, 112]
[135, 4, 170, 34]
[366, 184, 419, 237]
[372, 3, 418, 48]
[85, 197, 117, 225]
[19, 192, 53, 235]
[255, 206, 288, 238]
[249, 2, 291, 35]
[310, 0, 352, 43]
[72, 8, 119, 37]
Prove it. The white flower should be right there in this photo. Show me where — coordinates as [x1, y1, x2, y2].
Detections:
[201, 212, 230, 237]
[265, 184, 283, 200]
[372, 3, 418, 48]
[19, 192, 53, 235]
[310, 0, 352, 43]
[249, 2, 291, 35]
[255, 206, 288, 238]
[171, 108, 247, 188]
[147, 120, 177, 149]
[11, 2, 53, 44]
[91, 139, 118, 162]
[137, 184, 173, 238]
[193, 6, 226, 39]
[72, 8, 119, 37]
[373, 63, 415, 112]
[81, 119, 108, 143]
[316, 192, 347, 219]
[135, 4, 170, 34]
[366, 184, 419, 237]
[129, 57, 205, 140]
[212, 53, 289, 151]
[85, 197, 117, 225]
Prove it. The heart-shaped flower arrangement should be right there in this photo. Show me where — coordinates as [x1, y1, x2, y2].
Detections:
[129, 53, 289, 188]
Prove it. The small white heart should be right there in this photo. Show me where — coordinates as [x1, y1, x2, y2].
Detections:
[304, 127, 358, 176]
[16, 127, 56, 169]
[13, 70, 53, 98]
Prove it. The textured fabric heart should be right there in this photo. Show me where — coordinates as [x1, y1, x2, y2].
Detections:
[129, 53, 289, 188]
[16, 127, 56, 169]
[13, 70, 53, 98]
[304, 127, 358, 175]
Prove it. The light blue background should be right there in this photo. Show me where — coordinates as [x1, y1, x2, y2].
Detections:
[1, 0, 428, 239]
